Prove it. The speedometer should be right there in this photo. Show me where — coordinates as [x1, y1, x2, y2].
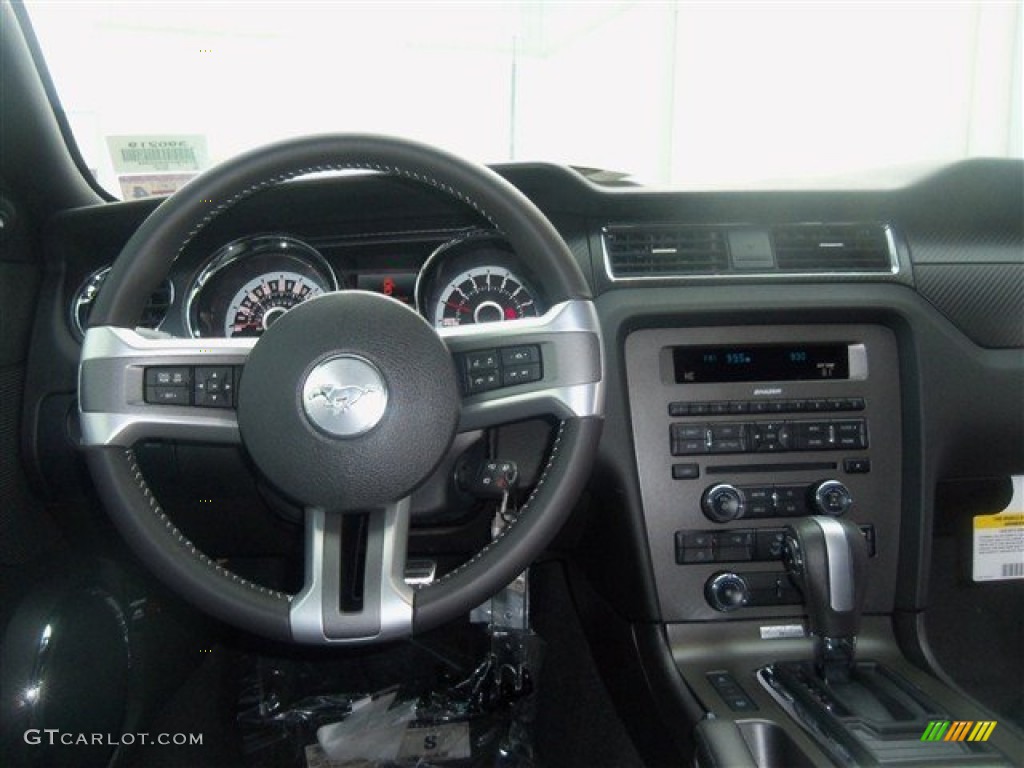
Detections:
[433, 266, 540, 328]
[224, 271, 325, 337]
[185, 235, 338, 338]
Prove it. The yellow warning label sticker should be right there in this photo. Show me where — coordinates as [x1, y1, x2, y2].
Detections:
[973, 477, 1024, 581]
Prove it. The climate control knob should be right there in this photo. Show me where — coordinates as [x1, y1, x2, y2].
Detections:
[702, 484, 746, 523]
[812, 480, 853, 516]
[705, 572, 750, 612]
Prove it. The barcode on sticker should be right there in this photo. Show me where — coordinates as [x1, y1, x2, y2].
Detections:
[120, 147, 197, 167]
[1002, 562, 1024, 578]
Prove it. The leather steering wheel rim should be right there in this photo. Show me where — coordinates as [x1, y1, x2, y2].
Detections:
[80, 134, 604, 644]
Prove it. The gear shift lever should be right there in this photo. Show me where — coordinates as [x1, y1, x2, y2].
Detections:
[783, 516, 868, 683]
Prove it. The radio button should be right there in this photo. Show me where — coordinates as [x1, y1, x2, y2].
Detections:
[668, 401, 689, 417]
[843, 458, 871, 474]
[690, 403, 711, 416]
[711, 423, 746, 441]
[749, 401, 771, 414]
[808, 399, 829, 412]
[709, 402, 729, 415]
[673, 424, 706, 441]
[836, 420, 868, 449]
[728, 401, 749, 414]
[672, 439, 707, 456]
[671, 463, 700, 479]
[709, 439, 744, 454]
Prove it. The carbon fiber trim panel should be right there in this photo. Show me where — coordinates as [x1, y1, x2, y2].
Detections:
[916, 264, 1024, 348]
[909, 233, 1022, 264]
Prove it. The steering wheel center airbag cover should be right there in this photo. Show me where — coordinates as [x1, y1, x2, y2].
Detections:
[237, 290, 459, 511]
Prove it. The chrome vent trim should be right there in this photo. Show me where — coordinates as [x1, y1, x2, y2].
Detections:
[602, 222, 900, 281]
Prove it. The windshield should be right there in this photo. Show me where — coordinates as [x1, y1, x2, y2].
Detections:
[23, 1, 1023, 198]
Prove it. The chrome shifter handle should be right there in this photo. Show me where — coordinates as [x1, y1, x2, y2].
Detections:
[783, 516, 868, 682]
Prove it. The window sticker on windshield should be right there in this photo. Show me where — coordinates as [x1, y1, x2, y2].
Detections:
[107, 135, 208, 174]
[973, 476, 1024, 582]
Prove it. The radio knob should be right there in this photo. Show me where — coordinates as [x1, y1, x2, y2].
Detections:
[705, 572, 750, 612]
[812, 480, 853, 516]
[702, 484, 746, 523]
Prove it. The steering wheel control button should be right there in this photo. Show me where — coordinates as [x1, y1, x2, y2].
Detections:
[146, 386, 190, 405]
[302, 355, 388, 438]
[144, 366, 191, 405]
[194, 366, 235, 408]
[466, 350, 499, 372]
[501, 345, 541, 366]
[145, 366, 190, 387]
[502, 363, 541, 386]
[459, 344, 542, 395]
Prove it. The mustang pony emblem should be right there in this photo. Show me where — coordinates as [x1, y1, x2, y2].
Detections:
[307, 384, 376, 414]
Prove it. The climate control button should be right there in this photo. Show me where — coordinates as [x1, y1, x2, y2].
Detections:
[702, 484, 746, 523]
[812, 479, 853, 516]
[705, 572, 750, 612]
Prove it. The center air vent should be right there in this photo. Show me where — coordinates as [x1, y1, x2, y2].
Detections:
[603, 225, 729, 278]
[603, 221, 897, 280]
[772, 223, 894, 272]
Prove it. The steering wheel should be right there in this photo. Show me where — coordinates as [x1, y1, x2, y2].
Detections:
[77, 135, 604, 645]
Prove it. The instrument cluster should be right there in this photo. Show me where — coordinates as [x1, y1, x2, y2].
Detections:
[179, 230, 545, 338]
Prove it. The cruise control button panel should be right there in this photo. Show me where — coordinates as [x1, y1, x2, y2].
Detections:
[460, 345, 543, 394]
[144, 365, 239, 408]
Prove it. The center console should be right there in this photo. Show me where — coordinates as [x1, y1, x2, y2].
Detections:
[624, 324, 1020, 766]
[625, 324, 901, 623]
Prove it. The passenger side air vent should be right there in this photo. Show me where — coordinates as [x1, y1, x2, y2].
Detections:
[772, 223, 893, 272]
[603, 225, 729, 278]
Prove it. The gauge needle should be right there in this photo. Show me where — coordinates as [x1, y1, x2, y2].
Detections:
[446, 301, 470, 314]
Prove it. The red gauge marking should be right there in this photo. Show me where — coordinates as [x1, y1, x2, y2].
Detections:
[446, 301, 470, 314]
[504, 306, 518, 320]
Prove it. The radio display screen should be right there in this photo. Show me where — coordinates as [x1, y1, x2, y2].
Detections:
[672, 344, 850, 383]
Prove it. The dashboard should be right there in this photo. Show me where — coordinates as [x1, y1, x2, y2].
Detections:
[22, 160, 1024, 613]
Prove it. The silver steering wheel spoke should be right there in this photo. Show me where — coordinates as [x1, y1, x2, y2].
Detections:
[439, 299, 604, 431]
[290, 498, 414, 644]
[78, 325, 254, 447]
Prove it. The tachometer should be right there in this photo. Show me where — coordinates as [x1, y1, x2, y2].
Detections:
[434, 266, 539, 327]
[224, 271, 326, 337]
